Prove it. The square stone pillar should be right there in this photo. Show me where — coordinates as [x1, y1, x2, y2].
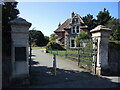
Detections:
[9, 17, 31, 85]
[90, 25, 111, 75]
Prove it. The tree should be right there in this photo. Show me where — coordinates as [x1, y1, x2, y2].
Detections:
[106, 17, 120, 40]
[76, 32, 90, 44]
[46, 41, 64, 50]
[44, 36, 49, 45]
[29, 30, 47, 46]
[49, 33, 56, 41]
[82, 14, 97, 30]
[2, 2, 19, 56]
[96, 8, 111, 25]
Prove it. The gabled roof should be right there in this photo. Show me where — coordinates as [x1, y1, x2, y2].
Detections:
[54, 13, 88, 33]
[72, 14, 85, 24]
[54, 19, 71, 33]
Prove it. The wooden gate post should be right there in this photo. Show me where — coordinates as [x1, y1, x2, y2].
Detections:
[53, 54, 57, 76]
[90, 25, 111, 75]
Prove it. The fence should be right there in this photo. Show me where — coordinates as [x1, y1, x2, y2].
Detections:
[47, 39, 97, 73]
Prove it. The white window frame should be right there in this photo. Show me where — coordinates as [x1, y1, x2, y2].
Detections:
[72, 26, 75, 34]
[72, 26, 80, 34]
[70, 37, 81, 49]
[70, 37, 76, 48]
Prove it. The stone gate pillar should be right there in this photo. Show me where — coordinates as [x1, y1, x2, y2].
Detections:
[90, 25, 111, 75]
[9, 17, 31, 85]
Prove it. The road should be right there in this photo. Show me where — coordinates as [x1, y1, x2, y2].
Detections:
[27, 49, 119, 88]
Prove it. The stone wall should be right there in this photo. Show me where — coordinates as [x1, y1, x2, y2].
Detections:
[108, 42, 120, 75]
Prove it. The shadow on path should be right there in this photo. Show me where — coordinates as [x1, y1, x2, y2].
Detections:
[28, 60, 119, 88]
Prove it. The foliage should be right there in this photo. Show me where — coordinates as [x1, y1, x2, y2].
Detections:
[49, 33, 56, 41]
[106, 18, 120, 40]
[46, 41, 64, 50]
[44, 36, 50, 45]
[83, 8, 119, 41]
[29, 30, 47, 46]
[82, 14, 97, 30]
[2, 2, 19, 31]
[76, 32, 90, 43]
[2, 2, 19, 56]
[96, 8, 111, 25]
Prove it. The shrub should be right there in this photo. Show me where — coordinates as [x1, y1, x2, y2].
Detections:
[76, 32, 90, 45]
[46, 41, 64, 50]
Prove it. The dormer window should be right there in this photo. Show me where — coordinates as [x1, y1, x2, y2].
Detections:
[72, 18, 78, 24]
[74, 18, 76, 22]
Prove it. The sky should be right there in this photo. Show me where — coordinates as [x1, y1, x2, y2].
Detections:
[17, 1, 119, 36]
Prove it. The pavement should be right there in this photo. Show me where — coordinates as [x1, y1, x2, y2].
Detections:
[26, 49, 120, 88]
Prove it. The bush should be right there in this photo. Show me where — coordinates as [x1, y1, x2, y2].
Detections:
[46, 41, 65, 50]
[76, 32, 90, 41]
[76, 32, 90, 45]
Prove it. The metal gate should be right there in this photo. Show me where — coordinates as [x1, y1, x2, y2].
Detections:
[47, 38, 98, 74]
[78, 38, 97, 74]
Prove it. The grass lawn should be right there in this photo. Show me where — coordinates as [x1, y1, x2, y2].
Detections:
[47, 49, 93, 72]
[48, 49, 80, 55]
[32, 47, 46, 50]
[109, 40, 120, 44]
[48, 49, 93, 60]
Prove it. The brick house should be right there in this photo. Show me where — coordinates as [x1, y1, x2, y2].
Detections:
[54, 12, 88, 49]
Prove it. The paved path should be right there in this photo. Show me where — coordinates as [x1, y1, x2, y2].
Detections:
[31, 49, 84, 71]
[27, 49, 119, 88]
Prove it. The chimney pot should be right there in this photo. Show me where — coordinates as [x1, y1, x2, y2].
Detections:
[58, 22, 61, 27]
[72, 12, 75, 18]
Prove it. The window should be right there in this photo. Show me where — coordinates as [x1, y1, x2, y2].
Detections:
[62, 42, 64, 45]
[72, 26, 80, 34]
[72, 26, 75, 33]
[74, 18, 76, 22]
[72, 19, 75, 24]
[72, 18, 78, 24]
[71, 40, 75, 47]
[76, 26, 79, 33]
[15, 47, 26, 61]
[76, 18, 78, 23]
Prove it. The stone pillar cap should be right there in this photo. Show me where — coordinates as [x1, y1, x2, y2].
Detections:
[9, 17, 32, 27]
[90, 25, 111, 33]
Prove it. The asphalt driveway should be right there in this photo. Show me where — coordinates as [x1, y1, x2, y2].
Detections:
[27, 49, 119, 88]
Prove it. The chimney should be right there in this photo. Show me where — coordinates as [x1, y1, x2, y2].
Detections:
[72, 12, 75, 18]
[58, 22, 61, 27]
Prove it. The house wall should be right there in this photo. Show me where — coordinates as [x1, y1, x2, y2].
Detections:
[55, 32, 65, 44]
[65, 30, 71, 34]
[59, 38, 65, 48]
